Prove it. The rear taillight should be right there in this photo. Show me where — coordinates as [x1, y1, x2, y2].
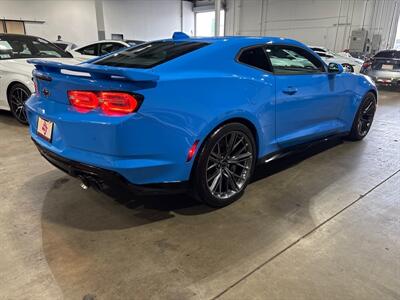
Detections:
[67, 91, 140, 115]
[68, 91, 98, 110]
[98, 92, 138, 115]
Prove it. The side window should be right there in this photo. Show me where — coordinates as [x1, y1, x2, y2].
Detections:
[237, 47, 272, 72]
[265, 45, 325, 74]
[77, 44, 98, 56]
[99, 43, 125, 55]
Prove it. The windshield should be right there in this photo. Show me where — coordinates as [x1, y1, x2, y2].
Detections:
[95, 41, 209, 69]
[0, 35, 70, 60]
[374, 50, 400, 59]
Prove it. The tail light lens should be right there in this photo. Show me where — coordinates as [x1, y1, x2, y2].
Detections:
[68, 91, 98, 109]
[98, 92, 138, 115]
[68, 90, 140, 115]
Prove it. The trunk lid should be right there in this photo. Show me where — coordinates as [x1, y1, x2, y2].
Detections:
[28, 59, 159, 105]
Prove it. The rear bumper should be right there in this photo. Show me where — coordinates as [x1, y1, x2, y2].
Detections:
[33, 139, 189, 195]
[25, 94, 196, 184]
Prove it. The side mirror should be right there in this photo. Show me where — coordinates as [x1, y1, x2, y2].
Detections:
[328, 62, 344, 74]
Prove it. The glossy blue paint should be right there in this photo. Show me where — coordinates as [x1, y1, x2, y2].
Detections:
[25, 36, 377, 185]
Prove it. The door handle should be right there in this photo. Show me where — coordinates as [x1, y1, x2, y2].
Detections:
[282, 87, 298, 95]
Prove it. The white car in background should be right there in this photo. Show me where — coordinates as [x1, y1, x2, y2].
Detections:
[0, 34, 80, 124]
[69, 40, 144, 61]
[310, 46, 364, 73]
[52, 40, 78, 52]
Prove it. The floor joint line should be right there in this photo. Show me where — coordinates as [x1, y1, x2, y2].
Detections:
[211, 168, 400, 300]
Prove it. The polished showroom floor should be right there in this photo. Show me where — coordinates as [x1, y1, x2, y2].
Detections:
[1, 89, 399, 300]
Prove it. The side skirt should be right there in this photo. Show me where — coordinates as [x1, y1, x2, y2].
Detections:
[257, 132, 349, 165]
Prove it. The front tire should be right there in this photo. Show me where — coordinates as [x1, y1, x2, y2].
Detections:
[193, 123, 256, 207]
[8, 83, 31, 125]
[347, 92, 376, 141]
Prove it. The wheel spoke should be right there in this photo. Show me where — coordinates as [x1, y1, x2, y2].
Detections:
[224, 168, 239, 191]
[10, 87, 30, 123]
[230, 151, 252, 162]
[210, 171, 222, 193]
[207, 163, 218, 171]
[226, 132, 237, 156]
[206, 130, 253, 199]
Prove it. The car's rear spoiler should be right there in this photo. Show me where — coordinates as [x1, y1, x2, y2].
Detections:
[27, 59, 159, 82]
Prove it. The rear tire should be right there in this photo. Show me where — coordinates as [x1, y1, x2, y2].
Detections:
[347, 92, 376, 141]
[193, 123, 256, 207]
[7, 83, 31, 125]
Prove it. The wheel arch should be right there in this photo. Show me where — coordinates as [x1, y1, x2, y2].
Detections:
[189, 116, 260, 183]
[6, 81, 32, 99]
[367, 89, 378, 102]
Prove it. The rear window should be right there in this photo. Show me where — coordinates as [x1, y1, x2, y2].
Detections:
[95, 41, 209, 69]
[374, 51, 400, 59]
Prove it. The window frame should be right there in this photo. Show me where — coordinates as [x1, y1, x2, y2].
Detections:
[265, 44, 327, 75]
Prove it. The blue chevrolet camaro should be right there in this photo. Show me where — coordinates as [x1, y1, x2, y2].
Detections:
[26, 34, 377, 207]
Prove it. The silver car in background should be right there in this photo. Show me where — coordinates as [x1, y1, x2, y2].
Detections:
[361, 50, 400, 87]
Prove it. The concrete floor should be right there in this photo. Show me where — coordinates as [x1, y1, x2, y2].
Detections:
[0, 89, 399, 300]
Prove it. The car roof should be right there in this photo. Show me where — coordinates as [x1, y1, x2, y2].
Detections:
[160, 36, 309, 49]
[0, 33, 41, 39]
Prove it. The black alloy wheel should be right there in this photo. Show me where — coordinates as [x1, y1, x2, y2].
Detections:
[193, 123, 256, 207]
[347, 92, 376, 140]
[8, 83, 31, 125]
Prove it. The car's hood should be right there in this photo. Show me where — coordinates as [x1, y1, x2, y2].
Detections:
[0, 57, 80, 75]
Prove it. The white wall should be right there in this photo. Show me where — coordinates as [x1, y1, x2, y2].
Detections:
[0, 0, 195, 45]
[0, 0, 98, 45]
[225, 0, 400, 52]
[102, 0, 195, 41]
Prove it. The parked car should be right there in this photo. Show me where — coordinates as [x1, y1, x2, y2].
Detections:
[69, 40, 144, 61]
[52, 40, 78, 52]
[310, 46, 363, 73]
[360, 50, 400, 87]
[26, 34, 377, 207]
[0, 33, 79, 124]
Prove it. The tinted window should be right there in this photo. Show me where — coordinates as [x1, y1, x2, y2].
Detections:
[99, 42, 126, 55]
[374, 50, 400, 59]
[0, 35, 70, 60]
[266, 45, 324, 74]
[95, 41, 209, 69]
[54, 42, 68, 50]
[77, 44, 97, 56]
[238, 47, 271, 71]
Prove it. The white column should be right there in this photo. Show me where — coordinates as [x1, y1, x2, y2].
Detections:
[215, 0, 222, 36]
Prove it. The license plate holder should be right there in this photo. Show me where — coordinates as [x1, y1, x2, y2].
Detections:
[37, 117, 54, 142]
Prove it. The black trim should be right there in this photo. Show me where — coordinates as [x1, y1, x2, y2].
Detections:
[32, 139, 189, 195]
[257, 132, 349, 165]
